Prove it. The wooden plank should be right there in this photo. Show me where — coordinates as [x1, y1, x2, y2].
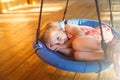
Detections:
[5, 54, 41, 80]
[49, 69, 65, 80]
[0, 44, 34, 80]
[50, 69, 76, 80]
[0, 22, 36, 53]
[0, 22, 31, 40]
[26, 61, 57, 80]
[0, 32, 35, 66]
[74, 72, 98, 80]
[101, 68, 120, 80]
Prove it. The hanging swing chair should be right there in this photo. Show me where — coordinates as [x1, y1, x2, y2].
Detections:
[34, 18, 113, 72]
[33, 0, 120, 74]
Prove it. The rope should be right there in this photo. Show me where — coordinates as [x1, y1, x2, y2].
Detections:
[95, 0, 104, 41]
[109, 0, 114, 27]
[36, 0, 44, 44]
[63, 0, 69, 24]
[36, 0, 69, 43]
[108, 0, 115, 34]
[95, 0, 108, 59]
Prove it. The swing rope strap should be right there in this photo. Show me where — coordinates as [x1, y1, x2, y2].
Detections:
[108, 0, 115, 34]
[95, 0, 108, 72]
[109, 0, 114, 28]
[95, 0, 104, 41]
[95, 0, 108, 58]
[63, 0, 69, 24]
[36, 0, 44, 44]
[36, 0, 69, 44]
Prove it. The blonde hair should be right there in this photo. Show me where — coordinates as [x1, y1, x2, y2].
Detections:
[43, 22, 62, 43]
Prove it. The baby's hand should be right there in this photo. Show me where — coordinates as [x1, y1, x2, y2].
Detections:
[46, 43, 67, 51]
[46, 43, 60, 51]
[55, 44, 67, 51]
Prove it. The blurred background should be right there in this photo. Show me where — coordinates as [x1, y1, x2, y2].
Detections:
[0, 0, 39, 13]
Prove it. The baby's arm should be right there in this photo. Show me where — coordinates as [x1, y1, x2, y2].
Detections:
[65, 24, 85, 36]
[46, 43, 74, 56]
[63, 24, 85, 48]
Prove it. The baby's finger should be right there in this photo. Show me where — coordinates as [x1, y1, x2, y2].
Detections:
[50, 46, 57, 50]
[46, 43, 53, 50]
[54, 48, 58, 52]
[55, 47, 60, 51]
[46, 43, 49, 47]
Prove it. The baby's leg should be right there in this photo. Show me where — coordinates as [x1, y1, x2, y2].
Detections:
[57, 48, 74, 56]
[72, 35, 102, 51]
[72, 35, 104, 61]
[74, 51, 104, 61]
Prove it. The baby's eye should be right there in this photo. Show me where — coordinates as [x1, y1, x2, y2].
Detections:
[57, 37, 60, 40]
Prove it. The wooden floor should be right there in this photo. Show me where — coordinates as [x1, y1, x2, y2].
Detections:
[0, 0, 120, 80]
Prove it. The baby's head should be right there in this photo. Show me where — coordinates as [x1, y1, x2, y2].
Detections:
[43, 22, 68, 46]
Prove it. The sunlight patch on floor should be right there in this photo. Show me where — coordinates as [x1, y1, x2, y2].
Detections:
[2, 2, 65, 14]
[101, 12, 120, 15]
[0, 17, 37, 23]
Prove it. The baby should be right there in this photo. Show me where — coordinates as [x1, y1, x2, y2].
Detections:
[43, 22, 113, 61]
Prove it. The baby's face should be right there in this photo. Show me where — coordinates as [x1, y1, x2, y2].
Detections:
[47, 30, 68, 46]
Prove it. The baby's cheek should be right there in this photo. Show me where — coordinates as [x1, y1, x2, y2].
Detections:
[49, 39, 56, 45]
